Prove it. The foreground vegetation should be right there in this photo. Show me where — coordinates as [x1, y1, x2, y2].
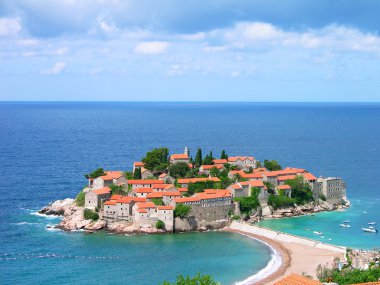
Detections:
[162, 273, 219, 285]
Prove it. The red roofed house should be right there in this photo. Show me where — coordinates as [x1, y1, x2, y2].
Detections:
[91, 171, 126, 189]
[228, 156, 256, 170]
[127, 179, 164, 190]
[274, 273, 322, 285]
[102, 196, 140, 222]
[157, 205, 174, 231]
[132, 162, 144, 172]
[169, 153, 190, 164]
[85, 187, 111, 209]
[177, 177, 221, 188]
[199, 164, 224, 175]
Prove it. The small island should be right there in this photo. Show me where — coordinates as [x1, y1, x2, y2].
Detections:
[40, 147, 349, 234]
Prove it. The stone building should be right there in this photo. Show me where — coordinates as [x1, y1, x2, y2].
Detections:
[85, 186, 111, 209]
[157, 206, 174, 231]
[314, 177, 346, 205]
[228, 156, 256, 169]
[127, 179, 164, 190]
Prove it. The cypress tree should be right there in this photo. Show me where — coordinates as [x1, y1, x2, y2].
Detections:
[221, 150, 228, 159]
[134, 167, 142, 179]
[195, 148, 202, 167]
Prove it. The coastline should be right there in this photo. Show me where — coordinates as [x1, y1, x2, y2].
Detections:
[226, 221, 346, 285]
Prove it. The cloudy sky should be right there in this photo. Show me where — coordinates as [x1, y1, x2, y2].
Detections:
[0, 0, 379, 101]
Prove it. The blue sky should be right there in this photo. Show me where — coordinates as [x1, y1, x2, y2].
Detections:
[0, 0, 379, 101]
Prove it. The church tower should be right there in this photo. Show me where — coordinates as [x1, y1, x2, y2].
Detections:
[184, 146, 189, 157]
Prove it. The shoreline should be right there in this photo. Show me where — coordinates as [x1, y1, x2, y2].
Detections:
[226, 221, 346, 285]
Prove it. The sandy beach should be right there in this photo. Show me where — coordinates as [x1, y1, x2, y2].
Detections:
[226, 221, 346, 285]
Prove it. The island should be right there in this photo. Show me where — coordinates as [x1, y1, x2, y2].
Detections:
[40, 147, 349, 234]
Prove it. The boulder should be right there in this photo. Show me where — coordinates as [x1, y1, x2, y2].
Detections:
[39, 198, 75, 216]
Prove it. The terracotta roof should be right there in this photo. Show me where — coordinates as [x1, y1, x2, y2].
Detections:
[159, 173, 168, 178]
[117, 196, 134, 203]
[302, 172, 317, 181]
[104, 200, 117, 205]
[241, 172, 263, 179]
[127, 179, 164, 185]
[240, 180, 265, 187]
[177, 187, 188, 192]
[110, 194, 123, 200]
[158, 205, 174, 210]
[230, 183, 243, 189]
[135, 187, 153, 193]
[213, 159, 228, 164]
[277, 185, 292, 190]
[177, 177, 220, 184]
[195, 189, 231, 200]
[137, 202, 156, 209]
[174, 197, 201, 203]
[133, 162, 144, 167]
[228, 156, 255, 162]
[137, 209, 147, 213]
[200, 164, 224, 170]
[170, 154, 189, 160]
[274, 273, 322, 285]
[99, 171, 123, 181]
[350, 282, 380, 285]
[253, 167, 268, 172]
[152, 184, 173, 189]
[92, 187, 111, 195]
[146, 192, 164, 198]
[278, 175, 297, 181]
[162, 191, 181, 196]
[132, 197, 147, 202]
[188, 163, 193, 168]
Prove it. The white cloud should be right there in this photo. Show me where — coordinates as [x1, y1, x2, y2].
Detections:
[54, 47, 69, 56]
[40, 62, 67, 75]
[0, 17, 22, 37]
[134, 41, 168, 54]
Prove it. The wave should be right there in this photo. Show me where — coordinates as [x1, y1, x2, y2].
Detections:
[30, 212, 61, 219]
[233, 234, 282, 285]
[11, 222, 40, 225]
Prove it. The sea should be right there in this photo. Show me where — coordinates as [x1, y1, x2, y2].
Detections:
[0, 102, 379, 284]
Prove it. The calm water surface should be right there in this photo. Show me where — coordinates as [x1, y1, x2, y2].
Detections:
[0, 102, 379, 284]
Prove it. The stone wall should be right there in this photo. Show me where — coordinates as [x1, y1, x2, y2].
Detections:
[189, 204, 232, 222]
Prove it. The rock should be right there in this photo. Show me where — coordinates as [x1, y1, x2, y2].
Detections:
[85, 220, 107, 231]
[39, 198, 75, 216]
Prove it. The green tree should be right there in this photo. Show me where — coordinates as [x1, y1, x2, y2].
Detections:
[151, 198, 164, 206]
[156, 220, 165, 230]
[168, 162, 190, 178]
[124, 171, 133, 179]
[194, 148, 203, 167]
[264, 160, 282, 171]
[162, 273, 218, 285]
[174, 204, 191, 218]
[83, 208, 99, 221]
[110, 184, 126, 195]
[268, 195, 296, 209]
[133, 167, 142, 179]
[285, 176, 314, 204]
[187, 181, 217, 196]
[234, 187, 261, 214]
[75, 190, 85, 207]
[142, 148, 169, 172]
[209, 167, 220, 177]
[84, 168, 105, 179]
[220, 150, 228, 159]
[202, 151, 214, 165]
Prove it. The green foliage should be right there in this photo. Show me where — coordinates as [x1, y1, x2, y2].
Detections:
[169, 162, 190, 178]
[162, 273, 218, 285]
[264, 160, 282, 171]
[75, 190, 85, 207]
[209, 167, 220, 177]
[234, 194, 260, 214]
[187, 181, 217, 196]
[268, 195, 296, 209]
[133, 167, 142, 179]
[286, 175, 314, 204]
[317, 265, 380, 285]
[244, 167, 253, 174]
[124, 171, 133, 179]
[202, 151, 214, 165]
[84, 168, 105, 179]
[194, 148, 203, 168]
[256, 161, 262, 168]
[174, 204, 191, 218]
[151, 198, 164, 206]
[231, 215, 241, 220]
[220, 176, 233, 189]
[110, 184, 126, 195]
[319, 193, 327, 201]
[156, 220, 165, 230]
[83, 209, 99, 221]
[263, 181, 275, 191]
[142, 148, 169, 172]
[220, 150, 228, 160]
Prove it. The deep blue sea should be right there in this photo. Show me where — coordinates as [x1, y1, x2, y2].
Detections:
[0, 102, 379, 284]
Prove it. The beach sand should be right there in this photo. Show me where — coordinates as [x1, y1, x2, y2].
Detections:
[226, 222, 345, 285]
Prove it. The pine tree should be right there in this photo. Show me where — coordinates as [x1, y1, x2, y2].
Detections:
[195, 147, 202, 167]
[220, 150, 228, 159]
[133, 167, 142, 179]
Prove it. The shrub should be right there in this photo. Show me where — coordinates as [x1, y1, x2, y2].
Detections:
[174, 204, 191, 218]
[234, 196, 259, 214]
[83, 209, 99, 221]
[156, 220, 165, 230]
[169, 162, 190, 178]
[319, 193, 327, 201]
[231, 215, 241, 220]
[162, 273, 218, 285]
[264, 160, 282, 171]
[84, 168, 105, 179]
[151, 198, 164, 206]
[268, 195, 296, 209]
[75, 190, 85, 207]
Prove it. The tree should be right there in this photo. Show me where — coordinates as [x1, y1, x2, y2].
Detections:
[84, 168, 105, 179]
[133, 167, 142, 179]
[209, 167, 220, 177]
[220, 150, 228, 159]
[84, 209, 99, 221]
[202, 151, 214, 165]
[285, 175, 314, 204]
[156, 220, 165, 230]
[194, 148, 202, 167]
[110, 184, 126, 195]
[168, 162, 190, 178]
[124, 171, 133, 179]
[174, 204, 191, 218]
[264, 160, 282, 171]
[151, 198, 164, 206]
[75, 190, 85, 207]
[162, 273, 218, 285]
[142, 148, 169, 172]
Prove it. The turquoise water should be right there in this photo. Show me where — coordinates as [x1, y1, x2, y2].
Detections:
[259, 197, 380, 250]
[0, 102, 379, 283]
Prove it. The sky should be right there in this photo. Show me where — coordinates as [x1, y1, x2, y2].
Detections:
[0, 0, 380, 102]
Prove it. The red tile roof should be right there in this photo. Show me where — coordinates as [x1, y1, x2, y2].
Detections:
[195, 189, 231, 200]
[99, 171, 123, 181]
[137, 209, 147, 213]
[277, 185, 292, 190]
[104, 200, 117, 205]
[134, 162, 144, 167]
[135, 188, 153, 193]
[177, 177, 220, 184]
[274, 273, 322, 285]
[201, 164, 224, 170]
[240, 180, 265, 187]
[127, 179, 164, 185]
[92, 187, 111, 195]
[302, 172, 317, 181]
[228, 156, 255, 162]
[278, 175, 297, 181]
[137, 202, 156, 209]
[170, 154, 189, 160]
[162, 191, 181, 196]
[110, 194, 122, 200]
[350, 282, 380, 285]
[213, 159, 228, 164]
[177, 187, 188, 192]
[174, 196, 200, 203]
[158, 205, 174, 210]
[146, 192, 164, 198]
[152, 184, 173, 189]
